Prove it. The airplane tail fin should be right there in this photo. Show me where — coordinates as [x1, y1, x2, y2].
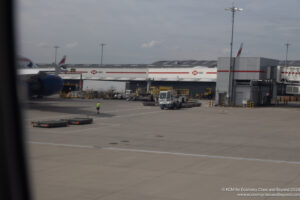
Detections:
[233, 43, 243, 70]
[55, 55, 67, 75]
[236, 43, 243, 57]
[58, 55, 66, 66]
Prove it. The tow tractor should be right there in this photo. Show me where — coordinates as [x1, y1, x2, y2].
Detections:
[158, 90, 187, 110]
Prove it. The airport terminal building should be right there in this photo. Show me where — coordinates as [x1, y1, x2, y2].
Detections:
[39, 58, 300, 106]
[51, 60, 218, 98]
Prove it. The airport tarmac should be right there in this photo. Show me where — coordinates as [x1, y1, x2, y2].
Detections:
[24, 97, 300, 200]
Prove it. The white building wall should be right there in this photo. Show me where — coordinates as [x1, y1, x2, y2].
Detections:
[59, 67, 217, 82]
[83, 80, 126, 92]
[148, 67, 216, 82]
[280, 66, 300, 82]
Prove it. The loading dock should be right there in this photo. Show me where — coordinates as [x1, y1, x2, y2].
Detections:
[215, 57, 279, 106]
[38, 59, 300, 104]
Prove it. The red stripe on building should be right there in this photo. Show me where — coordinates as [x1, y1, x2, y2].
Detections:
[217, 70, 265, 73]
[148, 72, 189, 74]
[281, 72, 300, 74]
[217, 70, 229, 72]
[206, 72, 217, 74]
[106, 72, 147, 74]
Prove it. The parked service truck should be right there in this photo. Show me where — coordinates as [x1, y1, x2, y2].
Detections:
[158, 90, 187, 109]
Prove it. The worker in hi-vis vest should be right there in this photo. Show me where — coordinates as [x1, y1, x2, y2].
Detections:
[96, 102, 101, 114]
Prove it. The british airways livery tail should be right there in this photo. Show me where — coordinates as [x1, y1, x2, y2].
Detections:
[58, 55, 66, 67]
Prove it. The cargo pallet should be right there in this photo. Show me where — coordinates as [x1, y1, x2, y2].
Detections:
[31, 120, 68, 128]
[62, 118, 93, 125]
[31, 117, 93, 128]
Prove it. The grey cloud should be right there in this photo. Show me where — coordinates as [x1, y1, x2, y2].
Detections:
[36, 42, 51, 48]
[65, 42, 79, 49]
[18, 0, 300, 64]
[141, 40, 161, 48]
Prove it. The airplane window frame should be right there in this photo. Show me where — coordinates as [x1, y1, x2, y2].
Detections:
[0, 0, 31, 199]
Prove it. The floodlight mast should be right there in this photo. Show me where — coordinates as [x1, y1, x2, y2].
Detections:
[100, 43, 106, 67]
[285, 42, 290, 68]
[225, 5, 242, 105]
[54, 46, 60, 65]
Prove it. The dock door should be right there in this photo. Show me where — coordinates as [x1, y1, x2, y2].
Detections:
[218, 93, 226, 105]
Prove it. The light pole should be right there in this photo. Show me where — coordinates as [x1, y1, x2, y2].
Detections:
[100, 43, 106, 67]
[54, 46, 60, 64]
[285, 42, 290, 68]
[225, 5, 243, 105]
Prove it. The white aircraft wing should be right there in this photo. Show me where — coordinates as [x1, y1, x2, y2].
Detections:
[17, 68, 55, 76]
[17, 55, 66, 77]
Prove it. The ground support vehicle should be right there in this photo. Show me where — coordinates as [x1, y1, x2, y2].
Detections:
[158, 90, 186, 110]
[113, 92, 125, 99]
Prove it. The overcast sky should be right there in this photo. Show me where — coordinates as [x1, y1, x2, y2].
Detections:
[17, 0, 300, 64]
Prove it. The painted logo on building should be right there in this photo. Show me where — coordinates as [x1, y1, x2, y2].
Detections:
[192, 70, 198, 75]
[91, 70, 98, 74]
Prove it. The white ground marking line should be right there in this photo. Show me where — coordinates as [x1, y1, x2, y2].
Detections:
[28, 141, 300, 165]
[104, 147, 300, 165]
[29, 141, 94, 149]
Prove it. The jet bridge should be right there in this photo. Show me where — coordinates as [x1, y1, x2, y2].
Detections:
[277, 66, 300, 95]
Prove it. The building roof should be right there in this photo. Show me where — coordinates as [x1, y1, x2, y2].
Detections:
[152, 60, 217, 68]
[37, 60, 218, 68]
[36, 60, 300, 68]
[278, 60, 300, 67]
